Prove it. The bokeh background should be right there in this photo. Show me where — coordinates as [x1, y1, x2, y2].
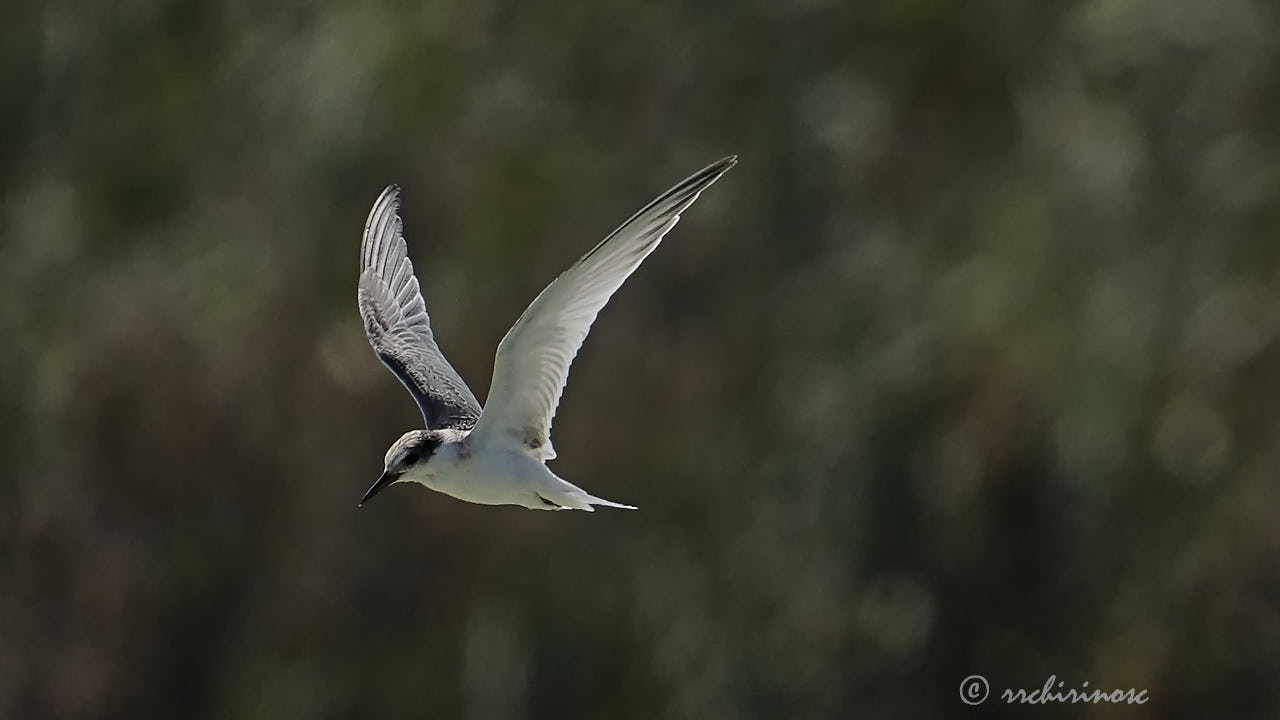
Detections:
[4, 0, 1280, 718]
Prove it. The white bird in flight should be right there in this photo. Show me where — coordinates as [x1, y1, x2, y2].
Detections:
[358, 156, 736, 510]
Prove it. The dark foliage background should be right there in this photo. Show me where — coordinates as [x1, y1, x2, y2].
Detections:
[4, 1, 1279, 718]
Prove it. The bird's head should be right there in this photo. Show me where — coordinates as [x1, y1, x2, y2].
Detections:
[359, 429, 444, 506]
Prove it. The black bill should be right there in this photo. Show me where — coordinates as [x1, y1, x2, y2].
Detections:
[359, 470, 402, 506]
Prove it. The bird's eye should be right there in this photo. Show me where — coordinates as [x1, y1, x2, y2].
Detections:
[402, 452, 420, 466]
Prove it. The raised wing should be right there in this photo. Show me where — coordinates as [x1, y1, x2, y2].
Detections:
[359, 185, 482, 430]
[469, 156, 737, 458]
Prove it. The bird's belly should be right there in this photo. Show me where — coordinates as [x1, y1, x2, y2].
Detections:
[422, 451, 545, 507]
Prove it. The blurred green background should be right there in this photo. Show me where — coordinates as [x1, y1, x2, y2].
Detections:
[4, 0, 1279, 718]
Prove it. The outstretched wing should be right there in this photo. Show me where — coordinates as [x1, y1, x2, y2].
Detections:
[358, 185, 482, 430]
[469, 156, 737, 459]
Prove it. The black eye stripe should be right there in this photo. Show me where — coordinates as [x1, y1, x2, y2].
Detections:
[403, 452, 420, 466]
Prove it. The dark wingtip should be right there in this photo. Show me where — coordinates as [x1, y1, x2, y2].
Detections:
[370, 185, 400, 216]
[380, 184, 401, 206]
[697, 155, 738, 184]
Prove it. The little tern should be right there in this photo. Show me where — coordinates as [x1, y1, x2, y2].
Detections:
[358, 156, 736, 510]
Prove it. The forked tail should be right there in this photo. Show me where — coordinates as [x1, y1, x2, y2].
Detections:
[538, 476, 637, 511]
[581, 493, 637, 511]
